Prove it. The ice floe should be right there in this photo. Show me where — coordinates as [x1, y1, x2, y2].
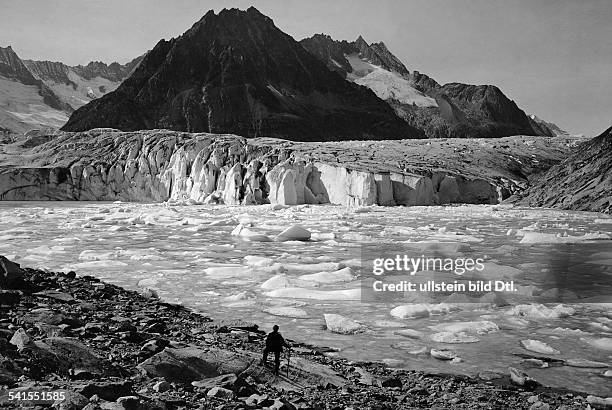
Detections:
[430, 332, 480, 343]
[506, 304, 575, 319]
[429, 321, 499, 335]
[260, 274, 291, 290]
[263, 306, 308, 318]
[390, 303, 455, 319]
[324, 314, 366, 334]
[520, 231, 610, 244]
[520, 339, 560, 355]
[298, 267, 355, 284]
[276, 225, 311, 242]
[263, 287, 361, 300]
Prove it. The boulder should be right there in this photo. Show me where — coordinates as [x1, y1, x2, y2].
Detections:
[32, 337, 114, 377]
[152, 381, 171, 393]
[0, 290, 21, 305]
[206, 386, 234, 399]
[54, 390, 89, 410]
[509, 367, 539, 389]
[79, 380, 134, 401]
[9, 328, 32, 351]
[32, 290, 75, 303]
[0, 256, 23, 289]
[137, 347, 252, 383]
[192, 373, 238, 390]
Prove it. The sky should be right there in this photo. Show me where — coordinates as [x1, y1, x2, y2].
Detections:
[1, 0, 610, 136]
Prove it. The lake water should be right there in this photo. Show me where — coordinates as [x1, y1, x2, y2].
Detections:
[1, 201, 610, 396]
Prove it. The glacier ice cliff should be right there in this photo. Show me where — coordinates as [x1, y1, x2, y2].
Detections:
[0, 129, 577, 205]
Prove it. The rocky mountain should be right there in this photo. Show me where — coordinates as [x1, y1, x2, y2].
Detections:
[0, 46, 141, 136]
[518, 126, 612, 213]
[0, 46, 72, 135]
[61, 8, 423, 141]
[300, 34, 563, 139]
[23, 56, 143, 110]
[528, 114, 569, 137]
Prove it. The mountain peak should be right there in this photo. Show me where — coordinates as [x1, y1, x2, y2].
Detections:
[62, 8, 422, 140]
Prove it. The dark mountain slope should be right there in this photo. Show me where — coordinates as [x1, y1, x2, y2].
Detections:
[62, 8, 422, 141]
[518, 126, 612, 213]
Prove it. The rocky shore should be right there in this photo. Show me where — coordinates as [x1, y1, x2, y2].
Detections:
[1, 256, 608, 409]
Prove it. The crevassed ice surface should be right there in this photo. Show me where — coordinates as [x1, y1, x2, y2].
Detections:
[1, 202, 610, 396]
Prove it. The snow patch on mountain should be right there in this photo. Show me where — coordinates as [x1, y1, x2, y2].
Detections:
[345, 54, 437, 108]
[0, 78, 69, 131]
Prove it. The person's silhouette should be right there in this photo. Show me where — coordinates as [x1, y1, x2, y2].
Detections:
[261, 325, 289, 375]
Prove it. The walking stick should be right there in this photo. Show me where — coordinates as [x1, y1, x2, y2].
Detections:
[286, 347, 291, 378]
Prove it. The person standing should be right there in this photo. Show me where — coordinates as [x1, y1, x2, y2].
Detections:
[261, 325, 289, 375]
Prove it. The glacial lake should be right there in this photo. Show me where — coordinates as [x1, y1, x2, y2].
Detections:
[1, 201, 610, 396]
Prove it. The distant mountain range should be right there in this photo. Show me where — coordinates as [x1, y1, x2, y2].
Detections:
[3, 7, 566, 141]
[0, 45, 141, 135]
[300, 34, 565, 139]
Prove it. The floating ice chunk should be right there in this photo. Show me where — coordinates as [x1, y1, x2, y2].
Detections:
[581, 337, 612, 351]
[257, 263, 284, 275]
[395, 329, 425, 339]
[430, 332, 479, 343]
[70, 260, 128, 269]
[310, 232, 336, 241]
[506, 304, 575, 319]
[137, 278, 161, 288]
[521, 339, 560, 355]
[29, 245, 66, 255]
[204, 265, 251, 279]
[109, 225, 129, 232]
[78, 250, 116, 261]
[544, 327, 589, 336]
[283, 262, 342, 273]
[476, 263, 523, 280]
[276, 225, 311, 242]
[390, 303, 455, 319]
[269, 204, 289, 211]
[223, 292, 250, 302]
[565, 359, 609, 368]
[520, 231, 610, 244]
[53, 237, 81, 243]
[430, 348, 458, 360]
[260, 274, 291, 290]
[264, 287, 361, 300]
[429, 321, 499, 335]
[263, 306, 308, 318]
[230, 224, 272, 242]
[209, 218, 237, 226]
[375, 320, 406, 328]
[298, 267, 355, 284]
[390, 305, 430, 319]
[324, 314, 366, 334]
[244, 255, 274, 267]
[431, 233, 483, 243]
